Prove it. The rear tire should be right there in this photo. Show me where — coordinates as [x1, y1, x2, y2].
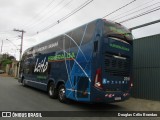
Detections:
[58, 84, 67, 103]
[48, 82, 58, 99]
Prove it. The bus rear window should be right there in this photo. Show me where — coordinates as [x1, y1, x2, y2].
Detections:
[103, 20, 133, 42]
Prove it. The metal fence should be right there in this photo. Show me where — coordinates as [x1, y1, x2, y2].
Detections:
[132, 34, 160, 101]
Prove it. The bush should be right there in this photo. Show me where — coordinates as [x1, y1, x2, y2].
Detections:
[1, 59, 12, 66]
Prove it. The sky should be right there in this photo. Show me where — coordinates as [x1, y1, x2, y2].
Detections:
[0, 0, 160, 60]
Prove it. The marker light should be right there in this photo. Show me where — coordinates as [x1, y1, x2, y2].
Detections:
[94, 68, 103, 89]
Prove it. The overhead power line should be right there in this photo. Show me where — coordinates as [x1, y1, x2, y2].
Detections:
[0, 30, 13, 33]
[103, 0, 136, 18]
[24, 0, 57, 27]
[110, 0, 157, 20]
[119, 6, 160, 23]
[130, 19, 160, 31]
[113, 1, 160, 21]
[6, 39, 19, 49]
[26, 0, 66, 28]
[31, 0, 93, 35]
[27, 0, 74, 30]
[34, 0, 57, 16]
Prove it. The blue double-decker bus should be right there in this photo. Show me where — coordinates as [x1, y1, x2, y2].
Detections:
[19, 19, 133, 103]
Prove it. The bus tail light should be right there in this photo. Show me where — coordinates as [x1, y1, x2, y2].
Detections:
[130, 78, 133, 88]
[123, 93, 129, 97]
[105, 94, 115, 98]
[94, 68, 102, 89]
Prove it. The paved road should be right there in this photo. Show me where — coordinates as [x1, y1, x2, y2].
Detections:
[0, 76, 159, 120]
[0, 76, 125, 111]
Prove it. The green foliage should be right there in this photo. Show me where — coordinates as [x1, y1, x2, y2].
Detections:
[1, 59, 12, 66]
[0, 53, 15, 68]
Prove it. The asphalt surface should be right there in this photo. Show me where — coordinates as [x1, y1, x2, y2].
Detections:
[0, 76, 159, 120]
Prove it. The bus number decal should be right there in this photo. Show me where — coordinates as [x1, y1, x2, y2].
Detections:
[124, 77, 130, 81]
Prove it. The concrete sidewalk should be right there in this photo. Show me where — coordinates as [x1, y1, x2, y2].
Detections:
[0, 73, 11, 77]
[114, 97, 160, 111]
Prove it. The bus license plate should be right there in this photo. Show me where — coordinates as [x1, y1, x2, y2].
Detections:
[115, 97, 121, 101]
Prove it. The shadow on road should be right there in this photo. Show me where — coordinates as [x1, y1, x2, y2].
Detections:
[66, 100, 124, 111]
[18, 84, 124, 111]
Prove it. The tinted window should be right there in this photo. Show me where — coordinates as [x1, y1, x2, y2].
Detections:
[103, 20, 133, 42]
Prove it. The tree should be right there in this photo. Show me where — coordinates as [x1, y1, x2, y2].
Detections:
[1, 53, 15, 60]
[0, 53, 16, 69]
[1, 59, 12, 66]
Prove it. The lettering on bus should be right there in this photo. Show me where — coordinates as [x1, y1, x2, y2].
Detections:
[27, 41, 58, 55]
[34, 57, 48, 73]
[109, 26, 130, 37]
[48, 52, 76, 62]
[110, 43, 129, 51]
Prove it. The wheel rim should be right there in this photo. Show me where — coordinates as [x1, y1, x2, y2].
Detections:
[49, 85, 54, 96]
[59, 88, 65, 100]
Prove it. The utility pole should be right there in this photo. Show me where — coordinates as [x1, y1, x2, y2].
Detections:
[13, 29, 25, 78]
[13, 29, 25, 60]
[1, 40, 3, 53]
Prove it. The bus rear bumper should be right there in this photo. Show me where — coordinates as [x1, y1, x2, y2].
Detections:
[91, 87, 130, 103]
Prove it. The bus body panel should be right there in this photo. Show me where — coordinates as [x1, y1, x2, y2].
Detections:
[20, 19, 133, 103]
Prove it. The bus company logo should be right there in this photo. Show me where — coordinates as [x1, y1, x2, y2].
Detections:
[27, 41, 58, 55]
[48, 52, 76, 62]
[34, 57, 48, 73]
[110, 43, 129, 51]
[2, 112, 11, 117]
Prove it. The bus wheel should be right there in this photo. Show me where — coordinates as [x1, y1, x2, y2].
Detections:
[48, 82, 58, 99]
[58, 84, 67, 103]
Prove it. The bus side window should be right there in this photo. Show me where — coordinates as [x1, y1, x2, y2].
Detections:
[94, 41, 98, 52]
[94, 34, 100, 52]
